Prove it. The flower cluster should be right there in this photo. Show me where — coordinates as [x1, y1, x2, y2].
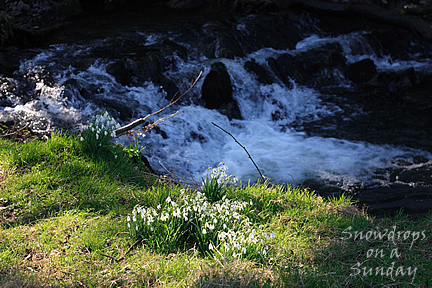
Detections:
[202, 162, 238, 202]
[80, 111, 120, 158]
[206, 162, 238, 187]
[127, 189, 274, 261]
[82, 111, 120, 139]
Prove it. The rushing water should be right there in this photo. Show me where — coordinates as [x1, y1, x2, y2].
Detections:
[1, 24, 432, 195]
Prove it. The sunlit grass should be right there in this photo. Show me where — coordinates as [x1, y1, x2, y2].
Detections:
[0, 124, 431, 287]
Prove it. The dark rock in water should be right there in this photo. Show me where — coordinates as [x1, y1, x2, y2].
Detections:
[375, 68, 416, 94]
[202, 62, 242, 119]
[234, 0, 280, 14]
[344, 58, 377, 84]
[202, 62, 233, 109]
[236, 13, 308, 54]
[167, 0, 206, 9]
[355, 185, 432, 218]
[106, 58, 133, 86]
[270, 42, 346, 87]
[104, 39, 187, 98]
[244, 59, 276, 85]
[198, 21, 245, 59]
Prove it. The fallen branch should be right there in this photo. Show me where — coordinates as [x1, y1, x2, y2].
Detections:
[211, 122, 266, 184]
[114, 71, 202, 137]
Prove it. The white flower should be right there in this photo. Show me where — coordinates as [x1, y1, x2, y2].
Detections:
[209, 243, 214, 250]
[166, 196, 172, 203]
[242, 247, 246, 254]
[132, 215, 136, 222]
[202, 228, 207, 235]
[127, 223, 130, 228]
[80, 137, 84, 141]
[127, 216, 131, 222]
[104, 130, 108, 136]
[270, 231, 275, 238]
[135, 226, 138, 231]
[96, 133, 99, 140]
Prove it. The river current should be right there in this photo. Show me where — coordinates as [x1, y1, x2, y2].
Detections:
[1, 13, 432, 206]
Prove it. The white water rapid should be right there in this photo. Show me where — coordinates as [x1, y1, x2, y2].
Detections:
[2, 32, 431, 190]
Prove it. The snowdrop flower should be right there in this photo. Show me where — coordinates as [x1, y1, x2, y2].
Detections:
[80, 137, 84, 141]
[166, 196, 172, 203]
[209, 243, 214, 250]
[270, 231, 275, 238]
[202, 228, 207, 235]
[104, 130, 108, 136]
[242, 247, 247, 254]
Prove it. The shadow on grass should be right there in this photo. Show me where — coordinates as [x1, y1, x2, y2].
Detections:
[0, 133, 166, 228]
[273, 209, 432, 287]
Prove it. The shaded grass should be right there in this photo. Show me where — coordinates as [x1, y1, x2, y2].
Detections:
[0, 131, 431, 287]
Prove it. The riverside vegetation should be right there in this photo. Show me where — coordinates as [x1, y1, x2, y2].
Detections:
[0, 113, 431, 287]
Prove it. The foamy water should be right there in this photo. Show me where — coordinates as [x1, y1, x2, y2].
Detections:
[1, 32, 431, 188]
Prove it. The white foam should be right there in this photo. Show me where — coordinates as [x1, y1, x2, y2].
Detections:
[2, 34, 432, 190]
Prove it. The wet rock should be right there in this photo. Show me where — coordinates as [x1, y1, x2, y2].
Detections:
[167, 0, 206, 9]
[270, 42, 346, 87]
[344, 58, 377, 84]
[2, 0, 83, 47]
[104, 39, 187, 97]
[236, 13, 309, 54]
[201, 62, 242, 119]
[244, 59, 275, 85]
[375, 67, 416, 93]
[354, 184, 432, 217]
[234, 0, 280, 14]
[199, 21, 245, 59]
[106, 58, 133, 86]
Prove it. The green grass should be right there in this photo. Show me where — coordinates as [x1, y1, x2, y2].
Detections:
[0, 131, 431, 287]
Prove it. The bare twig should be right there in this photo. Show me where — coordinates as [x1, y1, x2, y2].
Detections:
[211, 122, 266, 184]
[0, 124, 29, 137]
[99, 253, 117, 262]
[114, 71, 202, 137]
[99, 239, 141, 263]
[115, 239, 141, 262]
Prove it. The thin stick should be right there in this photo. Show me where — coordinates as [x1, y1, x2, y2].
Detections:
[116, 239, 141, 262]
[211, 122, 266, 184]
[0, 124, 29, 137]
[114, 71, 202, 137]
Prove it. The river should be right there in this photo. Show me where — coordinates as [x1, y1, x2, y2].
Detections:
[1, 8, 432, 215]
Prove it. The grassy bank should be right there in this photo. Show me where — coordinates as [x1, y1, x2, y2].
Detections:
[0, 128, 431, 287]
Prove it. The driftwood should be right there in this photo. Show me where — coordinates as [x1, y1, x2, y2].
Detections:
[114, 71, 202, 137]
